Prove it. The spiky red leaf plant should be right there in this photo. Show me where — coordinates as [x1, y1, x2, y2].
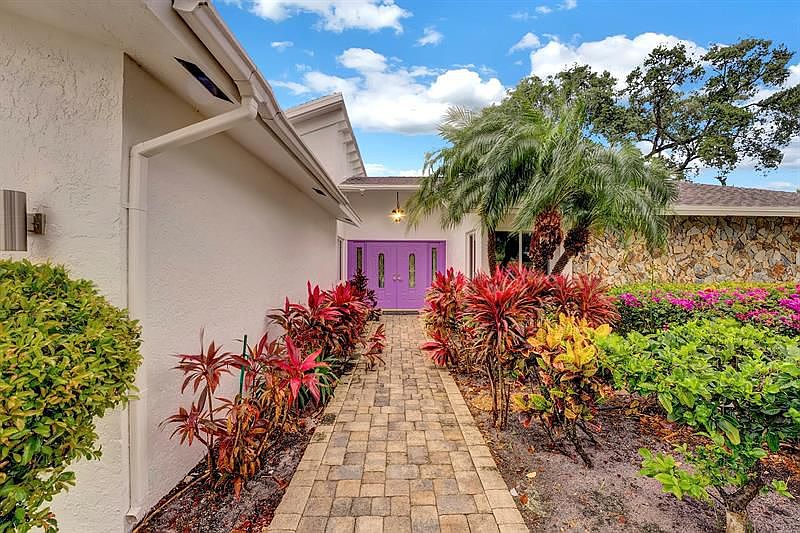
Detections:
[363, 323, 386, 370]
[273, 336, 328, 405]
[463, 269, 543, 428]
[421, 268, 468, 367]
[549, 274, 619, 327]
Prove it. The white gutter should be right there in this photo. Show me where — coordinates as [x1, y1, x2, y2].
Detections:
[340, 184, 422, 192]
[124, 96, 259, 522]
[670, 204, 800, 217]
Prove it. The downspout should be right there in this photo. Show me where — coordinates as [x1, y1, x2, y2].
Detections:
[124, 96, 258, 522]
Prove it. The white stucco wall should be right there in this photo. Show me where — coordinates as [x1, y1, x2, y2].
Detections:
[340, 190, 484, 274]
[0, 9, 130, 533]
[122, 57, 338, 513]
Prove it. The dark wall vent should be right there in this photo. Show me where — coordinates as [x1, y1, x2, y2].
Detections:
[175, 58, 231, 102]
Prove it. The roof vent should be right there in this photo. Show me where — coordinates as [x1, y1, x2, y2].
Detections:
[175, 58, 231, 102]
[312, 187, 327, 197]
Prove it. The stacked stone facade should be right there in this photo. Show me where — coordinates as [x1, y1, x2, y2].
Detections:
[573, 216, 800, 284]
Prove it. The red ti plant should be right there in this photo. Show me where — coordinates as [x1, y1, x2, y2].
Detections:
[549, 274, 619, 327]
[161, 330, 243, 476]
[421, 268, 468, 367]
[463, 269, 543, 428]
[273, 336, 328, 405]
[363, 323, 386, 370]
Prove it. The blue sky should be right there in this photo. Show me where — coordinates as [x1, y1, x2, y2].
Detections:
[217, 0, 800, 191]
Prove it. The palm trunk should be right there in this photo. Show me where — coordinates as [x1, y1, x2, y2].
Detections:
[551, 224, 591, 275]
[487, 228, 497, 273]
[530, 208, 563, 273]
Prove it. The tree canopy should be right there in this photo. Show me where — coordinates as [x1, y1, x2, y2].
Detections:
[510, 38, 799, 185]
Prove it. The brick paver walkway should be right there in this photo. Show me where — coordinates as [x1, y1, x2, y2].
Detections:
[268, 315, 527, 533]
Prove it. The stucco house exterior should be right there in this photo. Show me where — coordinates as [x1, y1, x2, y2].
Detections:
[0, 1, 361, 531]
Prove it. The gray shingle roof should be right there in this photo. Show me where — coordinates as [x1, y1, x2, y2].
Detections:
[340, 176, 800, 209]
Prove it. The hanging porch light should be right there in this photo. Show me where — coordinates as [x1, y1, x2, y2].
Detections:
[389, 191, 406, 223]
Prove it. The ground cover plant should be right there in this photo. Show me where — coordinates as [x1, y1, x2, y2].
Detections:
[0, 260, 141, 532]
[600, 318, 799, 532]
[613, 282, 800, 336]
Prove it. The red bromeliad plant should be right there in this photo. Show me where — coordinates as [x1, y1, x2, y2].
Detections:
[463, 269, 543, 428]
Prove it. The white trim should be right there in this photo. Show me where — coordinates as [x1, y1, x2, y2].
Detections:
[670, 205, 799, 217]
[341, 184, 421, 192]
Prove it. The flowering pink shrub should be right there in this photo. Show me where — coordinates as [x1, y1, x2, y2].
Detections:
[613, 283, 800, 336]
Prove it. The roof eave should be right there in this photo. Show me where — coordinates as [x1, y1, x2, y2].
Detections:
[671, 205, 800, 217]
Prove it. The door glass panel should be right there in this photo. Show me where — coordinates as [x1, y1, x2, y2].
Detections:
[521, 232, 534, 269]
[356, 247, 363, 273]
[431, 247, 438, 278]
[495, 231, 520, 268]
[378, 253, 384, 288]
[409, 253, 416, 288]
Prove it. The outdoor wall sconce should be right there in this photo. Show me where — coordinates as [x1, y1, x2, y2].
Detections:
[1, 190, 46, 251]
[389, 191, 406, 223]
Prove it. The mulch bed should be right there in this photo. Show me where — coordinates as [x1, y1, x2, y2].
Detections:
[452, 371, 800, 533]
[133, 359, 356, 533]
[132, 422, 313, 533]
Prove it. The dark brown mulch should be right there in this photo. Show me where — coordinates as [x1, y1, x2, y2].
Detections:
[133, 422, 313, 533]
[452, 371, 800, 533]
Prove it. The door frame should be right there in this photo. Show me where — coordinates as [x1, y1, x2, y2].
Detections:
[346, 239, 446, 310]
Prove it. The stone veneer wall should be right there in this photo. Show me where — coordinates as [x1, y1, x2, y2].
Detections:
[572, 216, 800, 284]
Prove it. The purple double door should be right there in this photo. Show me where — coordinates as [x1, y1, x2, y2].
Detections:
[348, 240, 445, 310]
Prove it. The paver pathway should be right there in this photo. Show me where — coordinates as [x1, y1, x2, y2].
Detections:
[268, 315, 527, 533]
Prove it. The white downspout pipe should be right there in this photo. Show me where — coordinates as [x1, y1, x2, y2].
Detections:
[124, 96, 258, 523]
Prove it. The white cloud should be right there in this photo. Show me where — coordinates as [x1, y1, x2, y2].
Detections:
[416, 26, 443, 47]
[511, 11, 535, 21]
[766, 180, 799, 191]
[529, 32, 706, 88]
[249, 0, 411, 33]
[271, 80, 310, 94]
[365, 162, 422, 176]
[338, 47, 388, 71]
[270, 40, 294, 51]
[535, 6, 553, 14]
[509, 32, 541, 53]
[289, 47, 504, 134]
[561, 0, 577, 10]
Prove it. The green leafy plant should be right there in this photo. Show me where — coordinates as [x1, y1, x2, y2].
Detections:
[0, 260, 141, 532]
[513, 314, 612, 466]
[600, 318, 800, 532]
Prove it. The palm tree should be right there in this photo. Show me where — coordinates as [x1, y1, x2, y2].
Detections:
[409, 97, 676, 274]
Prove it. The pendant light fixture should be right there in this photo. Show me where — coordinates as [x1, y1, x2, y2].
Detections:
[389, 191, 406, 223]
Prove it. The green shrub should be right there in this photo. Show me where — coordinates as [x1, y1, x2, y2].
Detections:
[0, 260, 141, 532]
[599, 318, 799, 531]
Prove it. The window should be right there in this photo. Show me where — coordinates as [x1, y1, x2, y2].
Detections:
[378, 253, 385, 288]
[356, 246, 363, 274]
[467, 231, 477, 278]
[337, 238, 344, 280]
[431, 247, 438, 279]
[409, 253, 416, 288]
[495, 231, 536, 269]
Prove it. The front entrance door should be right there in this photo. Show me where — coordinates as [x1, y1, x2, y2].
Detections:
[348, 240, 445, 310]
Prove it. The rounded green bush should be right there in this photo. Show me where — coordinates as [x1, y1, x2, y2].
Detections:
[0, 260, 141, 532]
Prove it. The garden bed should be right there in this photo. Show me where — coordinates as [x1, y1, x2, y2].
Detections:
[453, 372, 800, 533]
[133, 419, 314, 533]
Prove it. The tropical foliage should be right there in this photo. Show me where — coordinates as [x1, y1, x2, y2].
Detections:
[407, 95, 676, 274]
[514, 315, 612, 467]
[600, 319, 799, 531]
[163, 278, 378, 499]
[0, 260, 141, 532]
[612, 283, 800, 336]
